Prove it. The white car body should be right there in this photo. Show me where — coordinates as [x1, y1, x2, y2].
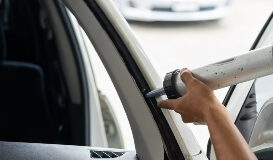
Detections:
[114, 0, 230, 21]
[1, 0, 272, 160]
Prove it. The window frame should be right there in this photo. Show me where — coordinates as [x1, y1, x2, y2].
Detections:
[80, 2, 184, 160]
[61, 0, 168, 159]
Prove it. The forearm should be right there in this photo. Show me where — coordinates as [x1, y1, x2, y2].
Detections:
[205, 102, 257, 160]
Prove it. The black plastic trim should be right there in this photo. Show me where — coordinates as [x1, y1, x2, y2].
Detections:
[83, 1, 184, 159]
[54, 0, 90, 146]
[206, 140, 211, 158]
[222, 85, 236, 106]
[251, 12, 273, 50]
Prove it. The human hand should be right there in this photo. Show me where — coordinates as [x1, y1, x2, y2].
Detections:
[157, 68, 222, 124]
[157, 70, 257, 160]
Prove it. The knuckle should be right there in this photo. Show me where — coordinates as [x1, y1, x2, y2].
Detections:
[181, 72, 193, 84]
[182, 71, 191, 77]
[172, 104, 178, 110]
[207, 87, 213, 93]
[164, 103, 172, 109]
[188, 78, 199, 88]
[172, 102, 180, 111]
[191, 78, 199, 85]
[161, 101, 167, 106]
[180, 68, 188, 72]
[161, 100, 176, 110]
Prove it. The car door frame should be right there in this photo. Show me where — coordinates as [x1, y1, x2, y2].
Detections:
[61, 0, 168, 160]
[58, 0, 209, 159]
[88, 1, 207, 159]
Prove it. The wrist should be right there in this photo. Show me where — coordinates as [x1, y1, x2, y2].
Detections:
[203, 97, 226, 123]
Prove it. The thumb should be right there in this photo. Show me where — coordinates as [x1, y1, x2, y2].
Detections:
[157, 99, 177, 110]
[180, 68, 194, 87]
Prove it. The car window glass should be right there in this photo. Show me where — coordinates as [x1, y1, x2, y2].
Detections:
[254, 18, 273, 114]
[255, 75, 273, 112]
[257, 19, 273, 48]
[249, 18, 273, 148]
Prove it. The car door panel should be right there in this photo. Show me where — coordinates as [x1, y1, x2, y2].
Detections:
[0, 142, 137, 160]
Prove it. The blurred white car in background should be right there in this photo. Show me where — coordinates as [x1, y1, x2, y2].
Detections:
[113, 0, 230, 21]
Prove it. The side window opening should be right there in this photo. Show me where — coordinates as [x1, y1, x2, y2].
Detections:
[67, 9, 135, 150]
[80, 21, 135, 150]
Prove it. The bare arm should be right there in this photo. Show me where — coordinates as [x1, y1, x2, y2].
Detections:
[205, 99, 257, 160]
[157, 69, 257, 160]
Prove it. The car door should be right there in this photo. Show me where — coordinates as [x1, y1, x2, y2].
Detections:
[61, 0, 207, 160]
[208, 12, 273, 160]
